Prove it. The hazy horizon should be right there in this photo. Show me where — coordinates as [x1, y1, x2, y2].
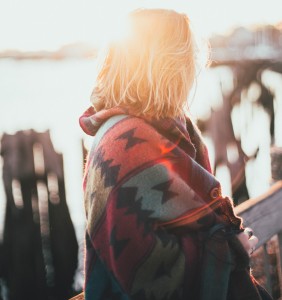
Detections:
[1, 0, 282, 51]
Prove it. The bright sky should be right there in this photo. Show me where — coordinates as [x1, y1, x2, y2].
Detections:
[1, 0, 281, 51]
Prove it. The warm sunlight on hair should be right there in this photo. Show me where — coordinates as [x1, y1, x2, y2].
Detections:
[91, 9, 197, 119]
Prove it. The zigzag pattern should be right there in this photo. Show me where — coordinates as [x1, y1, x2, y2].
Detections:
[116, 128, 147, 150]
[110, 226, 130, 260]
[130, 236, 185, 300]
[92, 147, 121, 188]
[116, 186, 156, 236]
[152, 179, 178, 204]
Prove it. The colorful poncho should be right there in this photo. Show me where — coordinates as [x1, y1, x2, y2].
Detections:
[79, 107, 265, 300]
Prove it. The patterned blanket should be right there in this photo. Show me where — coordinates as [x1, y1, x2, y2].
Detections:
[79, 106, 263, 300]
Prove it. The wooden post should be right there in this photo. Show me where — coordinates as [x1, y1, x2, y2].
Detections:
[263, 243, 272, 294]
[277, 232, 282, 298]
[271, 147, 282, 182]
[270, 147, 282, 298]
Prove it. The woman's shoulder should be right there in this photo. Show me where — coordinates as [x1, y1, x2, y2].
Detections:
[85, 115, 172, 190]
[96, 114, 163, 147]
[88, 115, 172, 174]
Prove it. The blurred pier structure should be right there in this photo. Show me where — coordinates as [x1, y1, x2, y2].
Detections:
[210, 24, 282, 61]
[197, 59, 282, 205]
[0, 130, 78, 300]
[235, 148, 282, 299]
[197, 26, 282, 299]
[192, 58, 282, 299]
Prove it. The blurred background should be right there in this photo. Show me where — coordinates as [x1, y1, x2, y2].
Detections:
[1, 0, 282, 299]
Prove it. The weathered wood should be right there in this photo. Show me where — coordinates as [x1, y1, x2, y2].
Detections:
[0, 130, 78, 300]
[234, 181, 282, 248]
[206, 88, 250, 204]
[271, 147, 282, 181]
[277, 232, 282, 297]
[263, 243, 272, 295]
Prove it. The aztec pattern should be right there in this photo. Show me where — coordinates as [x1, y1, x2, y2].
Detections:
[80, 107, 263, 300]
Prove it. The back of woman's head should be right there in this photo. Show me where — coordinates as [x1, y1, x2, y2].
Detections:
[91, 9, 197, 119]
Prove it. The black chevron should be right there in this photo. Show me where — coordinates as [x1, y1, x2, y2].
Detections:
[116, 128, 146, 150]
[116, 186, 155, 235]
[93, 147, 121, 187]
[154, 261, 171, 280]
[110, 226, 130, 260]
[152, 179, 178, 204]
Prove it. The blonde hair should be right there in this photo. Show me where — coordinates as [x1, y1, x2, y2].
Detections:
[91, 9, 197, 119]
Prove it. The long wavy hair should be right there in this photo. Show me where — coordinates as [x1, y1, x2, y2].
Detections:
[91, 9, 197, 119]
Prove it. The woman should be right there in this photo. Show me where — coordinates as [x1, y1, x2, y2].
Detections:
[79, 9, 272, 300]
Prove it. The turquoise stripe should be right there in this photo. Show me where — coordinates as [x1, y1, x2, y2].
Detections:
[85, 256, 110, 299]
[89, 114, 128, 156]
[85, 255, 130, 300]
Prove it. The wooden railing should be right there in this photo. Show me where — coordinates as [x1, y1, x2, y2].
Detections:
[235, 181, 282, 299]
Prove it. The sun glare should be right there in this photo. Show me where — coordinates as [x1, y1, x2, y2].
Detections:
[1, 0, 281, 51]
